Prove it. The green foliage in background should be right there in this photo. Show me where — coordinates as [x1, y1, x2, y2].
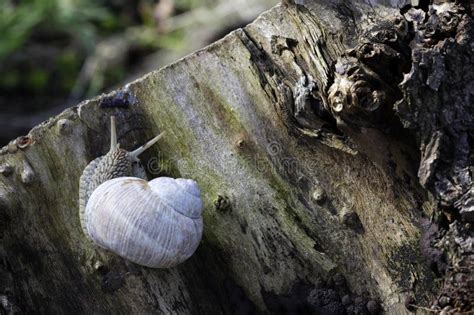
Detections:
[0, 0, 220, 99]
[0, 0, 113, 60]
[174, 0, 217, 11]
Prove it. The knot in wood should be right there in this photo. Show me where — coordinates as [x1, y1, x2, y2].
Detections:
[214, 194, 232, 213]
[16, 136, 33, 149]
[0, 164, 13, 177]
[56, 119, 73, 135]
[328, 58, 386, 125]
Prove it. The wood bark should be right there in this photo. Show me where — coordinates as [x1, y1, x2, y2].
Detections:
[0, 1, 472, 314]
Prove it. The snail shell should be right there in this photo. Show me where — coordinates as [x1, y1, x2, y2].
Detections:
[79, 116, 204, 268]
[85, 177, 203, 268]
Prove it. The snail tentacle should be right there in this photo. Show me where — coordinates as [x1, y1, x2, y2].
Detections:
[110, 116, 118, 151]
[129, 131, 166, 160]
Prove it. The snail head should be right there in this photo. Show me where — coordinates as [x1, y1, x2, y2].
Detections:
[102, 116, 165, 180]
[109, 116, 165, 159]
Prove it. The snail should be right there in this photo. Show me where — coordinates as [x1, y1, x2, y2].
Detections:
[79, 116, 204, 268]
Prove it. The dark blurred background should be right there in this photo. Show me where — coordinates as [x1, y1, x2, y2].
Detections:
[0, 0, 277, 146]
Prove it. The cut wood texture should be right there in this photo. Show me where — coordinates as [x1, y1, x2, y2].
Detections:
[1, 0, 472, 314]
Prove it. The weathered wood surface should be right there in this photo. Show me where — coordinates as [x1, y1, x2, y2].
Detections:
[2, 0, 472, 314]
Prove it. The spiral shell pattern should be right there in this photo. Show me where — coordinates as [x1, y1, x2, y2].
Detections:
[84, 177, 203, 268]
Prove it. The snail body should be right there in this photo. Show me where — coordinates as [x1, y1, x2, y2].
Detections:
[79, 117, 203, 268]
